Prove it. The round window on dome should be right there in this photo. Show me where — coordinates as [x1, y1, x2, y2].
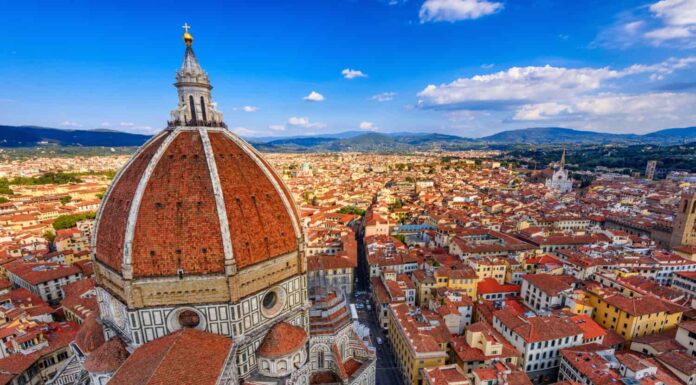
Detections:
[263, 291, 277, 310]
[178, 310, 201, 328]
[260, 288, 286, 319]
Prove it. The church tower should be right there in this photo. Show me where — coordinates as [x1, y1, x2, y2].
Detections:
[545, 147, 573, 193]
[671, 193, 696, 249]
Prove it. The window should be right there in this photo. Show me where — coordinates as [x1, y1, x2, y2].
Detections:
[189, 95, 197, 121]
[178, 310, 200, 328]
[200, 96, 207, 121]
[317, 350, 324, 368]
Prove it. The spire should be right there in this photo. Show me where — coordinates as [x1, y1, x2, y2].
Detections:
[559, 146, 566, 169]
[168, 24, 226, 128]
[180, 23, 203, 75]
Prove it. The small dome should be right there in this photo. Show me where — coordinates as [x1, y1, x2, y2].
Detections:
[74, 315, 105, 354]
[257, 322, 308, 359]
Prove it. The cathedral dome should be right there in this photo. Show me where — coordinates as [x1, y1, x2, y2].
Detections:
[92, 28, 301, 283]
[94, 127, 300, 279]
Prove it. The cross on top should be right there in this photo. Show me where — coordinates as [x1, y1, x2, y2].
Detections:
[182, 23, 191, 33]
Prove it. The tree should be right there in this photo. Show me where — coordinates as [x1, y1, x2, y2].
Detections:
[52, 212, 96, 230]
[338, 206, 366, 216]
[43, 230, 56, 243]
[393, 234, 406, 244]
[0, 197, 9, 204]
[60, 196, 72, 205]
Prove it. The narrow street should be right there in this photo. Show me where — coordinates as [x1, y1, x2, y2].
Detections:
[354, 229, 404, 385]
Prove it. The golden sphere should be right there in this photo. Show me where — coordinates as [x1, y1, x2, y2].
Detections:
[183, 32, 193, 45]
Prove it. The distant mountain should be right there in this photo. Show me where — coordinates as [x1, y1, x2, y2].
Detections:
[642, 126, 696, 142]
[480, 126, 696, 145]
[247, 130, 371, 143]
[256, 132, 475, 152]
[1, 124, 694, 151]
[480, 127, 639, 144]
[0, 125, 150, 147]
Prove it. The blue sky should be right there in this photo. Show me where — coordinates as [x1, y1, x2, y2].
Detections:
[1, 0, 695, 137]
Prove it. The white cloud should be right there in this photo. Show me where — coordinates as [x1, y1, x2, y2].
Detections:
[624, 21, 645, 34]
[232, 127, 258, 136]
[480, 63, 495, 69]
[269, 124, 286, 131]
[419, 0, 503, 23]
[134, 125, 154, 132]
[649, 0, 696, 27]
[645, 0, 695, 44]
[370, 92, 397, 102]
[418, 65, 622, 108]
[342, 68, 368, 79]
[288, 117, 309, 126]
[418, 57, 696, 109]
[119, 122, 135, 127]
[645, 26, 692, 41]
[596, 0, 695, 47]
[418, 58, 696, 132]
[303, 91, 325, 102]
[61, 121, 81, 128]
[359, 121, 376, 130]
[100, 122, 110, 127]
[287, 117, 326, 129]
[513, 103, 575, 121]
[574, 92, 693, 116]
[242, 105, 259, 112]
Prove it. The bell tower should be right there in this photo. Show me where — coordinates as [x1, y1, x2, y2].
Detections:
[671, 193, 696, 249]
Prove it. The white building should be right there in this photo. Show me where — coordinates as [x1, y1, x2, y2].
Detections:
[545, 149, 573, 193]
[492, 309, 584, 380]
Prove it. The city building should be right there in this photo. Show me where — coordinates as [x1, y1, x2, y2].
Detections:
[388, 303, 449, 385]
[545, 149, 573, 193]
[671, 193, 696, 249]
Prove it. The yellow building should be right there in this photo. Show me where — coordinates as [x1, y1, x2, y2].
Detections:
[413, 270, 437, 307]
[585, 287, 683, 341]
[468, 257, 507, 284]
[564, 290, 595, 317]
[388, 303, 449, 385]
[64, 250, 91, 265]
[433, 267, 478, 299]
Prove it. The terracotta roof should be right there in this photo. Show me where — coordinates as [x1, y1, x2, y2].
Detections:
[257, 322, 308, 358]
[522, 274, 577, 296]
[108, 328, 232, 385]
[74, 315, 105, 354]
[656, 350, 696, 376]
[5, 261, 81, 285]
[494, 309, 583, 343]
[95, 129, 300, 278]
[83, 337, 129, 373]
[477, 278, 521, 295]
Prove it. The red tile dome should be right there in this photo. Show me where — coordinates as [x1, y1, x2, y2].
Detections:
[257, 322, 308, 359]
[93, 128, 301, 278]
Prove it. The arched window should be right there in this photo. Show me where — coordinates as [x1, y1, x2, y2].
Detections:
[317, 350, 324, 368]
[200, 96, 207, 121]
[189, 95, 197, 122]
